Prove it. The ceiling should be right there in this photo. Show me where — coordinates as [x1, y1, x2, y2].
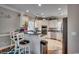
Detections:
[6, 4, 67, 17]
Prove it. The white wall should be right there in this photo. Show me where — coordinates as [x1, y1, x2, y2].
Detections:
[0, 7, 20, 33]
[68, 5, 79, 53]
[0, 7, 20, 47]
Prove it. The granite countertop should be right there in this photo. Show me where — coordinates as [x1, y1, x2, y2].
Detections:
[48, 30, 62, 32]
[24, 30, 41, 35]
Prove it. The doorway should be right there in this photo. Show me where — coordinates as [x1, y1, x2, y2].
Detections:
[47, 17, 68, 54]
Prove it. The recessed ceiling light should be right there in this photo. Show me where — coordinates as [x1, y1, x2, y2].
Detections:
[38, 4, 42, 7]
[41, 13, 44, 15]
[58, 8, 62, 11]
[26, 10, 29, 12]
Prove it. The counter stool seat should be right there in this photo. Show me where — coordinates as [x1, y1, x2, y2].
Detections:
[16, 33, 30, 54]
[20, 40, 30, 45]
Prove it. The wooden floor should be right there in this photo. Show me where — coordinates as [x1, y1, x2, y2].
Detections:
[47, 50, 55, 54]
[0, 44, 14, 53]
[47, 50, 62, 54]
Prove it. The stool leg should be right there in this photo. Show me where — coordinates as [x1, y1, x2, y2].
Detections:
[28, 46, 30, 54]
[15, 42, 19, 54]
[18, 45, 22, 54]
[27, 45, 30, 54]
[19, 47, 21, 54]
[14, 43, 17, 54]
[11, 40, 12, 45]
[10, 40, 13, 50]
[25, 47, 27, 54]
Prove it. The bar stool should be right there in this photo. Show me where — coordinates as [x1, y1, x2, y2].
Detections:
[10, 31, 18, 54]
[16, 33, 30, 54]
[10, 31, 15, 45]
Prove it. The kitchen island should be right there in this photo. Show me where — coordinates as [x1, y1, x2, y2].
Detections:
[24, 33, 41, 54]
